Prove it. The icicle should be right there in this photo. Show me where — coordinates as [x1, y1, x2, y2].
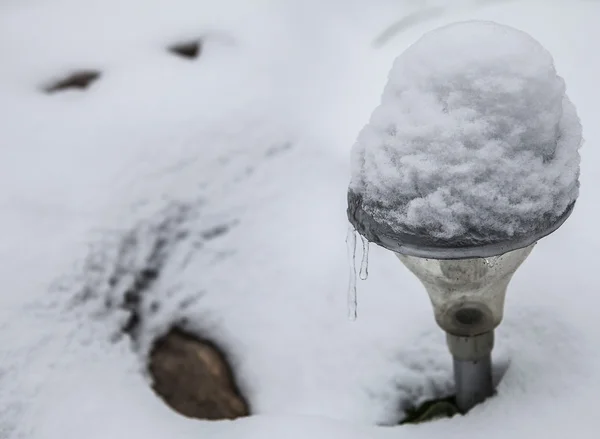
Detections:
[346, 224, 358, 321]
[359, 235, 369, 280]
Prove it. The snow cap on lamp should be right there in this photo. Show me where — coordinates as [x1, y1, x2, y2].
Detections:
[348, 20, 583, 258]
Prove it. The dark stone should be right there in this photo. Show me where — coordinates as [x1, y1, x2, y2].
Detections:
[168, 41, 202, 59]
[44, 70, 101, 93]
[401, 395, 460, 424]
[148, 328, 249, 420]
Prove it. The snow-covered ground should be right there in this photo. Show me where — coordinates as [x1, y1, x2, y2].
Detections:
[0, 0, 599, 438]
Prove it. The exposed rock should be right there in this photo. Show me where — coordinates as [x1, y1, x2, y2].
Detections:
[168, 40, 202, 59]
[401, 396, 459, 424]
[148, 328, 249, 420]
[44, 70, 101, 93]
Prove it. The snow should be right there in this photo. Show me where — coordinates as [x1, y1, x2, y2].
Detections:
[1, 0, 600, 438]
[350, 20, 582, 243]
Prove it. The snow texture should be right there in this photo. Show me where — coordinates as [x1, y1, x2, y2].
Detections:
[1, 1, 600, 439]
[350, 20, 582, 244]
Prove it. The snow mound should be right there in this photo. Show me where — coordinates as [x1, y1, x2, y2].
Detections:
[350, 20, 582, 245]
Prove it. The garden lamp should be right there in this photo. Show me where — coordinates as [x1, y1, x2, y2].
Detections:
[346, 20, 582, 414]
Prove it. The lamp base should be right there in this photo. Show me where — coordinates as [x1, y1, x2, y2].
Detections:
[447, 331, 495, 412]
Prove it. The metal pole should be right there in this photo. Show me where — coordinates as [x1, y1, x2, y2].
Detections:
[446, 331, 495, 412]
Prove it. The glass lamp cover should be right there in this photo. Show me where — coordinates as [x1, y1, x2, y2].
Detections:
[396, 245, 534, 336]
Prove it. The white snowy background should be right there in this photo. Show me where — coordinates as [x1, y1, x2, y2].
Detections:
[0, 0, 598, 438]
